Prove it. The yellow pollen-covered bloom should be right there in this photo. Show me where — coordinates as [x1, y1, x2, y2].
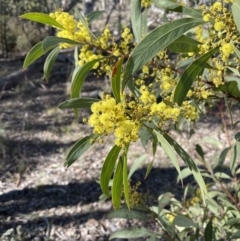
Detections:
[212, 2, 222, 12]
[214, 21, 225, 32]
[141, 0, 152, 8]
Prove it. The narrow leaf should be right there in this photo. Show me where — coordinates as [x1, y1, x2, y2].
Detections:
[100, 145, 121, 197]
[71, 59, 103, 117]
[232, 230, 240, 239]
[65, 134, 97, 167]
[232, 42, 240, 59]
[168, 35, 200, 53]
[43, 47, 59, 80]
[173, 215, 198, 228]
[112, 157, 124, 210]
[204, 219, 213, 241]
[214, 172, 232, 180]
[128, 154, 147, 179]
[177, 167, 192, 183]
[42, 36, 82, 53]
[124, 18, 205, 82]
[20, 12, 64, 29]
[161, 131, 208, 201]
[227, 66, 240, 77]
[23, 41, 43, 69]
[230, 142, 240, 175]
[123, 154, 130, 209]
[158, 192, 174, 213]
[58, 98, 99, 109]
[213, 147, 231, 168]
[145, 135, 157, 179]
[109, 227, 153, 239]
[216, 80, 240, 98]
[195, 144, 205, 160]
[232, 0, 240, 33]
[76, 10, 96, 39]
[152, 0, 202, 18]
[111, 58, 123, 102]
[139, 126, 151, 148]
[153, 130, 182, 183]
[86, 10, 105, 24]
[224, 218, 240, 226]
[174, 47, 219, 106]
[235, 132, 240, 141]
[131, 0, 146, 42]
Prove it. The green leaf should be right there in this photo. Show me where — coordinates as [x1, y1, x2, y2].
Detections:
[100, 145, 121, 197]
[232, 230, 240, 239]
[232, 42, 240, 59]
[173, 215, 198, 228]
[213, 147, 231, 168]
[152, 0, 179, 9]
[195, 144, 204, 160]
[204, 219, 213, 241]
[127, 77, 141, 97]
[74, 46, 79, 67]
[23, 41, 43, 69]
[214, 172, 232, 180]
[168, 35, 200, 53]
[86, 10, 105, 24]
[139, 126, 151, 148]
[109, 227, 153, 239]
[153, 130, 182, 184]
[111, 58, 123, 102]
[177, 167, 192, 183]
[206, 198, 220, 215]
[131, 0, 147, 42]
[152, 0, 202, 18]
[227, 66, 240, 77]
[42, 36, 82, 53]
[225, 218, 240, 226]
[174, 47, 219, 106]
[230, 142, 240, 175]
[158, 192, 174, 213]
[123, 153, 130, 209]
[145, 135, 157, 179]
[58, 98, 99, 109]
[232, 0, 240, 33]
[65, 134, 97, 167]
[20, 12, 64, 29]
[112, 157, 124, 210]
[123, 18, 205, 82]
[76, 10, 96, 39]
[128, 154, 147, 179]
[216, 80, 240, 98]
[106, 206, 152, 221]
[235, 132, 240, 141]
[161, 131, 208, 202]
[43, 47, 59, 81]
[71, 59, 103, 117]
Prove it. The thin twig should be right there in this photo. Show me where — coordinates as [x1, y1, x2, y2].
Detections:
[105, 0, 119, 26]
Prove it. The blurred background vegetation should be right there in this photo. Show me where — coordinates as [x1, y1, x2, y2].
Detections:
[0, 0, 103, 57]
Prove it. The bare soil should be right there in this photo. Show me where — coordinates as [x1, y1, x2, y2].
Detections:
[0, 56, 239, 241]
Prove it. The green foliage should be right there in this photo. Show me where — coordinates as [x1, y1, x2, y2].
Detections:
[173, 47, 219, 106]
[23, 1, 240, 240]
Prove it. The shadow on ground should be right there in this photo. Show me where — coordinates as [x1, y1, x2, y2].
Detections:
[0, 167, 184, 236]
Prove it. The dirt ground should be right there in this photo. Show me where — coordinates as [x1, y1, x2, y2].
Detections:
[0, 54, 239, 241]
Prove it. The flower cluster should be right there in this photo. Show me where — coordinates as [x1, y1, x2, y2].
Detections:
[128, 181, 144, 208]
[141, 0, 152, 8]
[201, 1, 238, 62]
[87, 93, 140, 147]
[49, 11, 134, 75]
